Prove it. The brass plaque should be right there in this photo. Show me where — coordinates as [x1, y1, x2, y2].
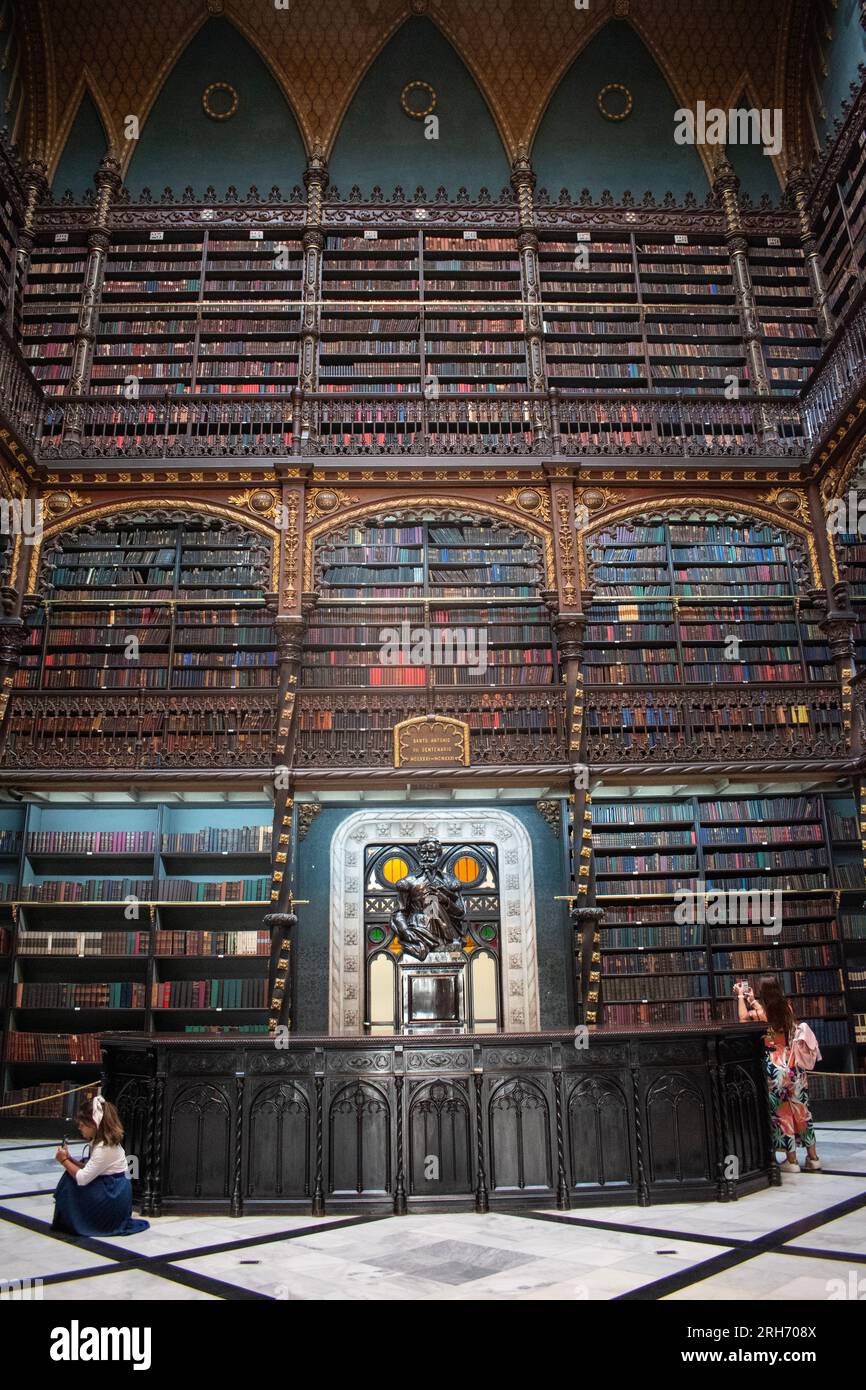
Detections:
[393, 715, 470, 767]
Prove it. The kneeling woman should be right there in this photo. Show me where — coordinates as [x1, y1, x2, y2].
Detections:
[53, 1095, 149, 1237]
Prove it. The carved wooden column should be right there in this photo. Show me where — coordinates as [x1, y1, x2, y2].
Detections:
[266, 611, 306, 1031]
[64, 151, 121, 442]
[711, 157, 777, 442]
[786, 165, 835, 342]
[299, 148, 327, 442]
[510, 151, 548, 441]
[5, 155, 47, 335]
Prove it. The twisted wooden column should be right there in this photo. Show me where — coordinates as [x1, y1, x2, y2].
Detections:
[299, 148, 327, 437]
[511, 152, 547, 440]
[712, 156, 777, 441]
[65, 151, 122, 442]
[787, 165, 835, 341]
[5, 155, 47, 335]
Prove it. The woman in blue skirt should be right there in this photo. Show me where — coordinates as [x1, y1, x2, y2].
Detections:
[53, 1094, 149, 1237]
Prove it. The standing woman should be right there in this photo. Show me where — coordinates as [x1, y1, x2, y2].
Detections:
[53, 1094, 149, 1236]
[735, 975, 821, 1174]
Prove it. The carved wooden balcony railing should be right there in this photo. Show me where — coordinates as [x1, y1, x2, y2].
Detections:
[801, 295, 866, 450]
[294, 687, 569, 767]
[33, 388, 808, 460]
[0, 691, 280, 770]
[585, 683, 849, 766]
[0, 326, 43, 454]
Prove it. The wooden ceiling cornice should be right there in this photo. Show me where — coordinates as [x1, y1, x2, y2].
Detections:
[19, 0, 808, 178]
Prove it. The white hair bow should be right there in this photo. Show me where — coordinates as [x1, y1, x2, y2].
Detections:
[92, 1093, 105, 1127]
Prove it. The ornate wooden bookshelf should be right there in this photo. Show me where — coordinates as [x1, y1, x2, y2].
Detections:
[0, 802, 274, 1121]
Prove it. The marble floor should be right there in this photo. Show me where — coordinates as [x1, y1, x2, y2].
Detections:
[1, 1121, 864, 1301]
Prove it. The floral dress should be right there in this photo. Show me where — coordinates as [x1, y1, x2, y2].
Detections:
[764, 1027, 816, 1153]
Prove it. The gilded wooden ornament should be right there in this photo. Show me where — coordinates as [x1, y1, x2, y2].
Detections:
[202, 82, 239, 122]
[400, 81, 437, 120]
[597, 84, 633, 121]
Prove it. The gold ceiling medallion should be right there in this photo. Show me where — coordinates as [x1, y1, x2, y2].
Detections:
[203, 82, 239, 122]
[401, 81, 437, 120]
[597, 84, 633, 122]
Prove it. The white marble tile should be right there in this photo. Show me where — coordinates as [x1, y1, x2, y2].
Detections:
[542, 1173, 866, 1240]
[0, 1218, 115, 1282]
[0, 1197, 348, 1257]
[664, 1250, 866, 1301]
[39, 1269, 220, 1301]
[786, 1208, 866, 1254]
[170, 1214, 730, 1300]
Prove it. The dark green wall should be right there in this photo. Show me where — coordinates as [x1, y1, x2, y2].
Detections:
[329, 16, 510, 195]
[726, 102, 782, 203]
[532, 20, 707, 201]
[125, 18, 305, 198]
[820, 0, 866, 140]
[52, 92, 108, 198]
[294, 802, 572, 1035]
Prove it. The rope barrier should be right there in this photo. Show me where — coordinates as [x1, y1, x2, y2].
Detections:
[0, 1081, 97, 1114]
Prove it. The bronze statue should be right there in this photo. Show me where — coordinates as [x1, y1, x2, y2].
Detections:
[390, 838, 466, 960]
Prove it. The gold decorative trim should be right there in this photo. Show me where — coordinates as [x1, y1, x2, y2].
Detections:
[582, 495, 822, 588]
[27, 498, 281, 595]
[302, 495, 554, 590]
[762, 487, 808, 520]
[597, 83, 633, 121]
[307, 487, 361, 518]
[228, 488, 280, 519]
[281, 493, 301, 612]
[400, 80, 437, 119]
[202, 82, 239, 121]
[497, 486, 551, 524]
[554, 488, 578, 608]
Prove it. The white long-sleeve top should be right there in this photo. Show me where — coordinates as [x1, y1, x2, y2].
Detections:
[73, 1142, 130, 1187]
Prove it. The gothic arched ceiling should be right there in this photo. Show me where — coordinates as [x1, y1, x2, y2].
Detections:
[20, 0, 820, 177]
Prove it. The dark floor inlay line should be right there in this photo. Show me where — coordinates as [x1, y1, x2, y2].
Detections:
[508, 1209, 743, 1248]
[773, 1244, 866, 1265]
[612, 1188, 866, 1301]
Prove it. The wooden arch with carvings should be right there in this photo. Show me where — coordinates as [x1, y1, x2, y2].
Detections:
[579, 494, 823, 593]
[25, 497, 283, 597]
[302, 494, 555, 593]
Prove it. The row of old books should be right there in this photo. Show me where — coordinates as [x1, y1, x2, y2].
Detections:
[151, 979, 268, 1008]
[16, 877, 271, 902]
[7, 1032, 102, 1062]
[13, 982, 146, 1008]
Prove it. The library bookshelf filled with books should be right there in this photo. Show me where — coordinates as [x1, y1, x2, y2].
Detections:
[0, 1, 865, 1181]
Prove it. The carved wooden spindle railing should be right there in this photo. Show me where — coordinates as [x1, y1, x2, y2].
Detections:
[293, 686, 569, 767]
[584, 682, 849, 765]
[0, 690, 280, 769]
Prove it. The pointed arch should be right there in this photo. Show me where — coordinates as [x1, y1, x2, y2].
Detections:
[125, 15, 306, 197]
[581, 497, 821, 589]
[328, 14, 511, 195]
[302, 494, 554, 591]
[25, 497, 282, 598]
[49, 80, 111, 196]
[721, 77, 784, 200]
[531, 18, 711, 198]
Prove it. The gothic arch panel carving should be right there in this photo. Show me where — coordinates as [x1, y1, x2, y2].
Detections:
[645, 1072, 710, 1185]
[167, 1082, 232, 1200]
[247, 1081, 311, 1199]
[488, 1076, 552, 1193]
[408, 1078, 472, 1196]
[328, 1080, 391, 1196]
[567, 1075, 632, 1188]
